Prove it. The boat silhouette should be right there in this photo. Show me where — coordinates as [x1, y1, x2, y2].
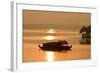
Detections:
[38, 40, 72, 51]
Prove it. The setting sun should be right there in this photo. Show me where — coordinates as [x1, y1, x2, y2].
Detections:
[47, 29, 56, 33]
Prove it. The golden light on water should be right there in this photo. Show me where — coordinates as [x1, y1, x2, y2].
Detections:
[46, 51, 54, 62]
[47, 29, 56, 33]
[43, 29, 56, 40]
[44, 35, 55, 40]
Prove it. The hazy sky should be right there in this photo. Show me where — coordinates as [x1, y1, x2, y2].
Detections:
[23, 10, 91, 31]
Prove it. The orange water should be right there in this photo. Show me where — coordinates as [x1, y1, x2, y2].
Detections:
[23, 29, 91, 63]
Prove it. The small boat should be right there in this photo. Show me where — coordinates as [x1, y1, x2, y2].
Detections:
[38, 40, 72, 51]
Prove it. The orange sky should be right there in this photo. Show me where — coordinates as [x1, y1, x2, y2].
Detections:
[23, 10, 91, 30]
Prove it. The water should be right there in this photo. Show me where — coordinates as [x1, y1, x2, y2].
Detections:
[23, 29, 91, 63]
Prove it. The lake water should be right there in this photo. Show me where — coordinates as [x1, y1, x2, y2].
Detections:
[23, 29, 91, 63]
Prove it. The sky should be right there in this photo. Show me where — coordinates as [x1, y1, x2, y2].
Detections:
[23, 10, 91, 31]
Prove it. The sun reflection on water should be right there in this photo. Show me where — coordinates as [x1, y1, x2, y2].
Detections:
[43, 29, 56, 40]
[44, 35, 55, 40]
[46, 51, 54, 62]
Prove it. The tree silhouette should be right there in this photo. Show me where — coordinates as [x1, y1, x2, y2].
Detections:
[86, 25, 91, 34]
[80, 25, 91, 44]
[80, 25, 91, 34]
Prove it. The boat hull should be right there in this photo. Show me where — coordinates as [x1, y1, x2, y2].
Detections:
[39, 45, 72, 51]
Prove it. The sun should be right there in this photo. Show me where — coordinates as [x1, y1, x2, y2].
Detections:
[47, 29, 56, 33]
